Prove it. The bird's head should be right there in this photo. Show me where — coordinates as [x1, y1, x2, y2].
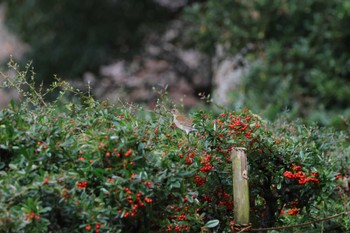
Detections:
[170, 109, 179, 115]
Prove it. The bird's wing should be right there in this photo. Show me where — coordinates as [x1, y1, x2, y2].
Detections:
[176, 115, 194, 127]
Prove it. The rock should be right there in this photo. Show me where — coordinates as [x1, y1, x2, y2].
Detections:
[0, 87, 20, 109]
[0, 4, 28, 63]
[0, 4, 28, 108]
[211, 43, 250, 107]
[84, 20, 211, 109]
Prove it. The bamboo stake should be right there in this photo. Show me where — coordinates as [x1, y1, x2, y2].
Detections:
[231, 147, 250, 228]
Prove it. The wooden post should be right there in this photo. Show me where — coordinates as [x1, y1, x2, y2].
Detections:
[231, 147, 250, 231]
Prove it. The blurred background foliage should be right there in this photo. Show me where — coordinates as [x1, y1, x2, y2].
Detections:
[3, 0, 174, 80]
[184, 0, 350, 126]
[2, 0, 350, 128]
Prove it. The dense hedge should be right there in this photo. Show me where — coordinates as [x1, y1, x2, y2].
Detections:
[0, 62, 349, 232]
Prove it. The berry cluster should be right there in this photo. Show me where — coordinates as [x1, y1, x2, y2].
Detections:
[25, 212, 40, 222]
[284, 164, 319, 185]
[77, 181, 88, 189]
[118, 188, 153, 218]
[85, 222, 102, 232]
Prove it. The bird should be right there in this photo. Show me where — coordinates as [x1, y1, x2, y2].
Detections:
[170, 109, 197, 134]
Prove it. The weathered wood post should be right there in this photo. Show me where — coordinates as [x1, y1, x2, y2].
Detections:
[231, 147, 251, 232]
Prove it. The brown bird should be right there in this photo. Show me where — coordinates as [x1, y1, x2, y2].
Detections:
[170, 109, 197, 134]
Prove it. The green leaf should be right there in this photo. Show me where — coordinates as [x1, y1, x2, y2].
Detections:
[277, 183, 281, 190]
[170, 181, 181, 189]
[91, 168, 109, 179]
[9, 164, 18, 170]
[110, 135, 119, 140]
[205, 219, 219, 228]
[40, 207, 52, 213]
[100, 188, 109, 194]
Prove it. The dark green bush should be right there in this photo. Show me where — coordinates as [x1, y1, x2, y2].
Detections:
[0, 61, 349, 232]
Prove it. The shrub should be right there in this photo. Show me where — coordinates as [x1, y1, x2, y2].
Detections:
[0, 61, 349, 232]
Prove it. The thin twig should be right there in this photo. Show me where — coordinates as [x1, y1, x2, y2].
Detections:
[237, 225, 252, 233]
[238, 211, 350, 232]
